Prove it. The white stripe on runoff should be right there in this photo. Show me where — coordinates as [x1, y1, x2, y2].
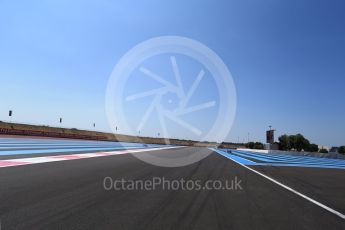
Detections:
[0, 147, 179, 168]
[212, 148, 345, 220]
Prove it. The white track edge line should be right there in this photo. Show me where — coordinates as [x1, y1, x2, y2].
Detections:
[0, 146, 182, 168]
[212, 148, 345, 220]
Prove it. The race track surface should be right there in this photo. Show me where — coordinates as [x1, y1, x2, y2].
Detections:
[0, 138, 344, 230]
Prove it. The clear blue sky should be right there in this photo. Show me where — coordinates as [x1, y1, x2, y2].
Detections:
[0, 0, 344, 146]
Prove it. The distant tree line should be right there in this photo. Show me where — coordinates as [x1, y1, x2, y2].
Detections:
[338, 146, 345, 155]
[245, 142, 264, 150]
[278, 134, 345, 154]
[241, 134, 345, 155]
[319, 148, 328, 153]
[278, 134, 319, 152]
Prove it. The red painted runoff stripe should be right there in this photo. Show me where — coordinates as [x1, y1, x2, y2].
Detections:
[0, 147, 178, 168]
[0, 161, 30, 167]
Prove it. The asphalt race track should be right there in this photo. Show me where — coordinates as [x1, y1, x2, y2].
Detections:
[0, 137, 344, 230]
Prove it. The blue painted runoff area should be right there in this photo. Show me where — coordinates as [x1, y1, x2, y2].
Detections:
[210, 148, 258, 165]
[0, 137, 165, 156]
[212, 148, 345, 170]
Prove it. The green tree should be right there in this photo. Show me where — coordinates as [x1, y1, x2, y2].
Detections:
[278, 134, 311, 152]
[245, 142, 255, 149]
[278, 135, 290, 150]
[291, 134, 310, 152]
[254, 142, 264, 149]
[306, 144, 319, 152]
[338, 146, 345, 155]
[289, 135, 297, 150]
[319, 148, 328, 153]
[245, 142, 264, 149]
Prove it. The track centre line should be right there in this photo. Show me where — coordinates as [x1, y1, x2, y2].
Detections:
[211, 148, 345, 220]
